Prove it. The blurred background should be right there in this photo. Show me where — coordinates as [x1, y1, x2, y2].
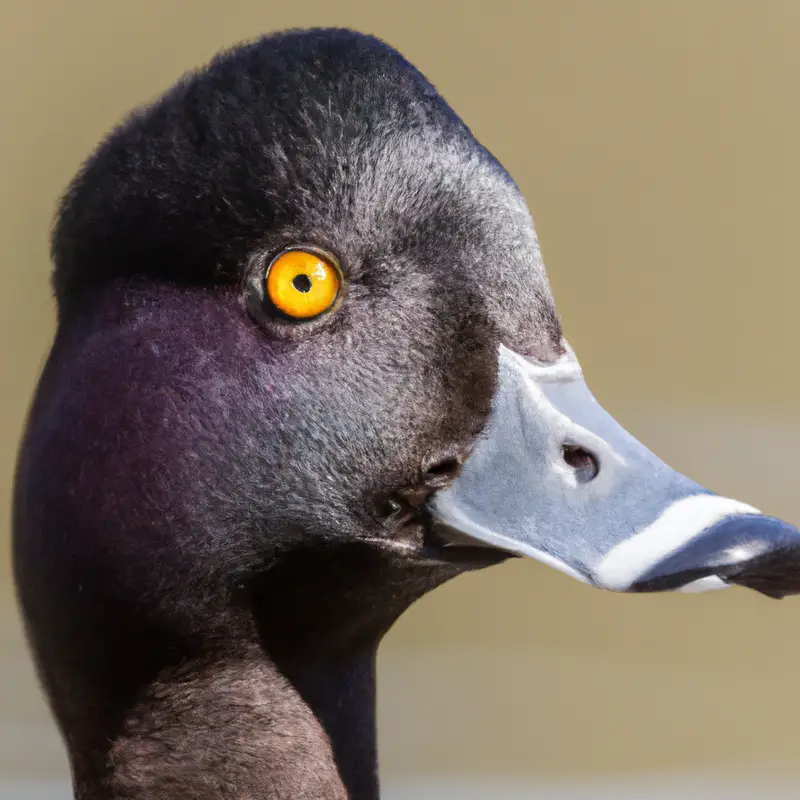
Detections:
[3, 1, 800, 798]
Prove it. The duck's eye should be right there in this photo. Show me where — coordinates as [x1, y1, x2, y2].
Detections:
[265, 249, 341, 320]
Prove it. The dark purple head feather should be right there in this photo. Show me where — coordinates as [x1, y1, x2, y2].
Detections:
[13, 28, 563, 799]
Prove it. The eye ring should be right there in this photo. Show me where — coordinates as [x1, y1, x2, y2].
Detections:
[263, 247, 343, 322]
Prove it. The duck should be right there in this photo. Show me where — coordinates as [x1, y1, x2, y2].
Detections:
[12, 27, 800, 800]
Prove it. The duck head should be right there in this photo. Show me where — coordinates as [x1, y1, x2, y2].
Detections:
[12, 27, 800, 793]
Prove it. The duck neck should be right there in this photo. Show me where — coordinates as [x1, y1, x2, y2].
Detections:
[281, 647, 381, 800]
[77, 641, 381, 800]
[69, 544, 458, 800]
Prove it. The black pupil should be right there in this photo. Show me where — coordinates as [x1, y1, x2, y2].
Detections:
[292, 274, 312, 293]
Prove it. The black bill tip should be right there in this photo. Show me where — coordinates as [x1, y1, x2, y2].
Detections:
[629, 514, 800, 598]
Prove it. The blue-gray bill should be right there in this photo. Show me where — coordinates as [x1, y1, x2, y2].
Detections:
[429, 345, 800, 598]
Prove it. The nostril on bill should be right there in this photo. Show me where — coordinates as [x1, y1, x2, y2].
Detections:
[561, 444, 599, 483]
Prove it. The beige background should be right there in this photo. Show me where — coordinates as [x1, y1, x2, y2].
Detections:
[3, 1, 800, 797]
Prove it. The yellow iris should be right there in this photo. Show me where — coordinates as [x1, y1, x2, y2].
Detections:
[265, 249, 341, 320]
